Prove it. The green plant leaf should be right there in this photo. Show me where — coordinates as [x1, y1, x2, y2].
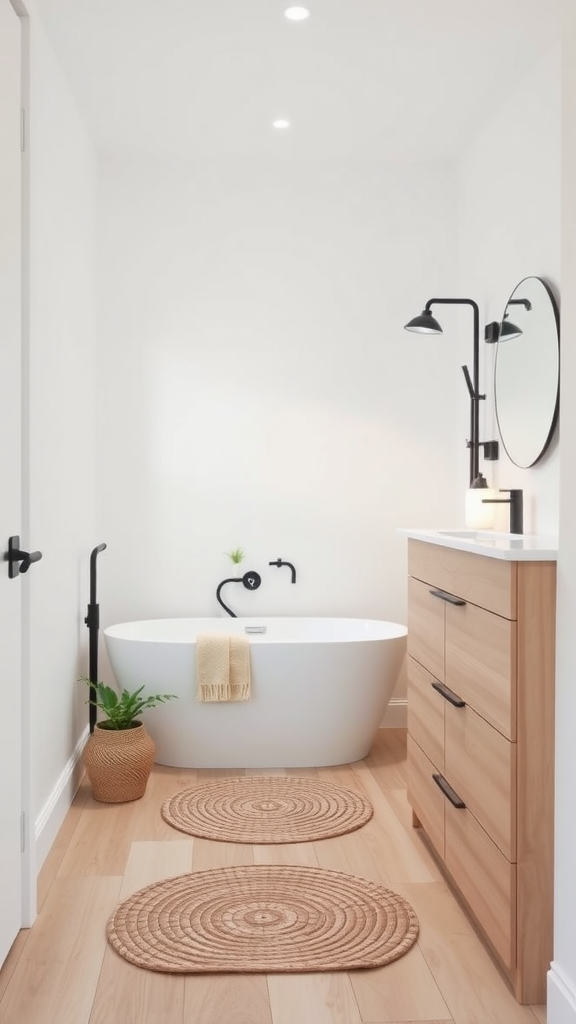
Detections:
[78, 677, 177, 729]
[226, 547, 245, 564]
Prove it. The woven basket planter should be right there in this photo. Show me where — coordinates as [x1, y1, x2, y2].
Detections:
[83, 721, 156, 803]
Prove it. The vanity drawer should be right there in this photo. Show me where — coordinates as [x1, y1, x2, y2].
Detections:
[445, 602, 516, 740]
[408, 540, 517, 619]
[406, 735, 444, 859]
[407, 656, 444, 771]
[445, 702, 516, 860]
[445, 800, 516, 970]
[407, 577, 445, 680]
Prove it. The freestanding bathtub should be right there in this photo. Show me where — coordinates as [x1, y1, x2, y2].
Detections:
[103, 617, 407, 768]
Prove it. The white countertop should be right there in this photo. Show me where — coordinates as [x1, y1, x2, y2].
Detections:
[397, 527, 558, 561]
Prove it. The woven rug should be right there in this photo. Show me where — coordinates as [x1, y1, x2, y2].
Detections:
[107, 864, 419, 973]
[161, 776, 373, 844]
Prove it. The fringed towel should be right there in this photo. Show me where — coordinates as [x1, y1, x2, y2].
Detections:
[196, 634, 251, 702]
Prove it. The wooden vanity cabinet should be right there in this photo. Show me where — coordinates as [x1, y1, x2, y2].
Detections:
[406, 539, 556, 1004]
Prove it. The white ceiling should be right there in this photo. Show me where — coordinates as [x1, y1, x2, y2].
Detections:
[35, 0, 561, 162]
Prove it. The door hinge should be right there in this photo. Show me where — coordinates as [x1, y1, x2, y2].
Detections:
[20, 108, 25, 153]
[20, 811, 26, 852]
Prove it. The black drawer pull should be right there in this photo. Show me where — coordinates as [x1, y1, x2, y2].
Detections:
[431, 681, 466, 708]
[432, 773, 466, 809]
[429, 588, 466, 606]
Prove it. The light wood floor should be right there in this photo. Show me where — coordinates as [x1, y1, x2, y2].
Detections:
[0, 729, 547, 1024]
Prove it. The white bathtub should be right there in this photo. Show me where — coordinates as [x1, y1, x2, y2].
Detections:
[103, 617, 407, 768]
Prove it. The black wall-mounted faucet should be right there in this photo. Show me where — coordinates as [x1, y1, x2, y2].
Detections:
[268, 558, 297, 584]
[216, 570, 262, 617]
[482, 489, 523, 535]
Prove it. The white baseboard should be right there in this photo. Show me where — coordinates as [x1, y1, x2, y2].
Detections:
[35, 726, 88, 871]
[380, 698, 407, 729]
[548, 962, 576, 1024]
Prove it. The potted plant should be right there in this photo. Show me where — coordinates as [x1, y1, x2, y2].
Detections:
[226, 546, 245, 577]
[79, 678, 176, 803]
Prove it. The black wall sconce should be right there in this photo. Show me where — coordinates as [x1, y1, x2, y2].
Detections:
[405, 297, 499, 486]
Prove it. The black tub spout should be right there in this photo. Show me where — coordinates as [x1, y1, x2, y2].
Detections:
[268, 558, 297, 584]
[216, 571, 262, 617]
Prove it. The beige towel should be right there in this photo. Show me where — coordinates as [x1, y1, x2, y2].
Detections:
[196, 634, 251, 702]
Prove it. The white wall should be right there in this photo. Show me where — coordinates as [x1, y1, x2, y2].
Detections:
[95, 158, 461, 707]
[548, 4, 576, 1020]
[24, 1, 98, 867]
[457, 45, 561, 535]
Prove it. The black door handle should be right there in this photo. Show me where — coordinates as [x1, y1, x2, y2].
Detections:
[6, 535, 43, 578]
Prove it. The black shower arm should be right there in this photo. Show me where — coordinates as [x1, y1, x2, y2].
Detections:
[425, 297, 482, 396]
[425, 297, 484, 486]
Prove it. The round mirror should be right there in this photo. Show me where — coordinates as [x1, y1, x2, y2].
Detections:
[494, 276, 560, 469]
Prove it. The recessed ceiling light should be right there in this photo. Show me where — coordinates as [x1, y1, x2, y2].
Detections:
[272, 119, 291, 129]
[284, 7, 311, 21]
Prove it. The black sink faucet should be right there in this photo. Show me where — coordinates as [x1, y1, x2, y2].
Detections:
[268, 558, 297, 584]
[482, 489, 523, 535]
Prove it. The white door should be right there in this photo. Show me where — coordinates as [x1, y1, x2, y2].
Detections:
[0, 0, 23, 966]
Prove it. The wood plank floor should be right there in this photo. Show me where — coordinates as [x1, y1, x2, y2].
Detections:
[0, 729, 547, 1024]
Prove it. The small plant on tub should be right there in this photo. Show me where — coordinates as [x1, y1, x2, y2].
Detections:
[226, 547, 245, 575]
[79, 677, 177, 730]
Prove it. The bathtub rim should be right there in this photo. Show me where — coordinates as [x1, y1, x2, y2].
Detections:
[103, 615, 408, 645]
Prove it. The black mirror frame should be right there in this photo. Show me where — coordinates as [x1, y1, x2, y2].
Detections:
[493, 276, 560, 470]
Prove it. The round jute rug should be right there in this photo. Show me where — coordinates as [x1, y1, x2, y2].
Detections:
[107, 864, 419, 973]
[161, 776, 373, 843]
